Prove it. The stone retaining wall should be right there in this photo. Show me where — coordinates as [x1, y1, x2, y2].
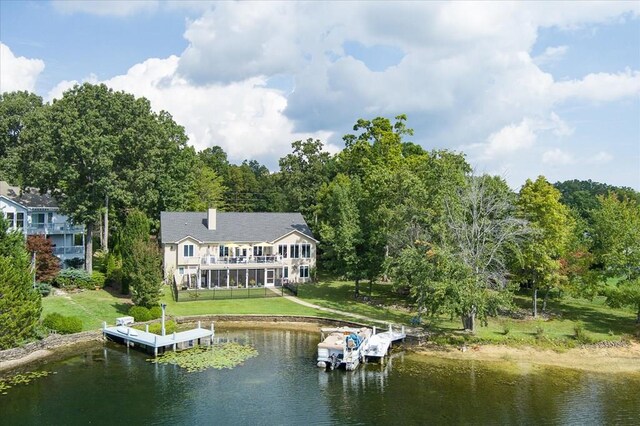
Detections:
[174, 314, 369, 328]
[0, 331, 103, 364]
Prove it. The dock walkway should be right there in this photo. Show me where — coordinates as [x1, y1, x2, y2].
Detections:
[103, 322, 214, 356]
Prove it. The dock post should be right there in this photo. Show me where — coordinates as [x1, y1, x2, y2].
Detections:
[210, 323, 214, 344]
[154, 347, 158, 357]
[373, 326, 376, 335]
[102, 321, 106, 330]
[198, 320, 201, 329]
[145, 324, 149, 333]
[401, 325, 405, 335]
[173, 331, 176, 340]
[389, 323, 392, 333]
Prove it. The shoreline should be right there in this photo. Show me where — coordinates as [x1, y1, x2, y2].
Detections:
[412, 341, 640, 374]
[2, 316, 639, 375]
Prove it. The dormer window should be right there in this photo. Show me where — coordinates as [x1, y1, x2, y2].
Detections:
[184, 244, 194, 257]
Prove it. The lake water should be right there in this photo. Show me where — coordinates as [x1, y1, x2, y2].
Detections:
[2, 327, 640, 425]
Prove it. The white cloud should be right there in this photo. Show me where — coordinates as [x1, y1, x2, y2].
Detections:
[542, 148, 575, 165]
[534, 45, 568, 65]
[56, 56, 334, 166]
[484, 119, 537, 158]
[585, 151, 614, 165]
[0, 43, 45, 93]
[553, 69, 640, 102]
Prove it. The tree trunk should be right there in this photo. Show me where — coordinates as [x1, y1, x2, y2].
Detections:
[102, 194, 109, 252]
[542, 287, 550, 313]
[383, 245, 389, 282]
[462, 307, 476, 332]
[85, 222, 93, 273]
[636, 305, 640, 324]
[532, 285, 538, 318]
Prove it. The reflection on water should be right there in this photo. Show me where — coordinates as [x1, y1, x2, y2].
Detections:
[1, 328, 639, 425]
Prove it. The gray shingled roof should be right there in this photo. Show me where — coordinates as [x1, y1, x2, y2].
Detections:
[160, 211, 315, 244]
[0, 181, 59, 208]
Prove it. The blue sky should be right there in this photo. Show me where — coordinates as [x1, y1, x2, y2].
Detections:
[1, 1, 639, 190]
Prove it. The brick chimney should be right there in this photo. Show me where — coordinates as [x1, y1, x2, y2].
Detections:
[207, 208, 216, 230]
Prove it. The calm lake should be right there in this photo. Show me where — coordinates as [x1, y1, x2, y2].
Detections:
[2, 327, 640, 425]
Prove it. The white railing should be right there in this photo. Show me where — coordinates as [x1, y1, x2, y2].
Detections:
[201, 255, 283, 266]
[52, 247, 84, 256]
[27, 223, 85, 234]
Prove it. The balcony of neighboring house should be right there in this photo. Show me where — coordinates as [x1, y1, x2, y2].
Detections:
[52, 246, 85, 256]
[200, 255, 285, 269]
[26, 222, 85, 235]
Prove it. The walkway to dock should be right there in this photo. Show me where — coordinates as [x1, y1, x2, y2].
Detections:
[274, 290, 426, 338]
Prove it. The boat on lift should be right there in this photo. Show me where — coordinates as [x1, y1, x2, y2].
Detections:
[316, 327, 371, 371]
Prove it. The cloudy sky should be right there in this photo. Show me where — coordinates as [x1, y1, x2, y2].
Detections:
[1, 1, 639, 189]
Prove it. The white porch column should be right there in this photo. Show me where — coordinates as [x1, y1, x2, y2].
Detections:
[226, 269, 229, 288]
[245, 269, 249, 288]
[264, 267, 267, 287]
[208, 270, 211, 289]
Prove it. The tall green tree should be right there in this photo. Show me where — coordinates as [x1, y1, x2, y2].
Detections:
[0, 91, 43, 180]
[318, 174, 364, 293]
[0, 214, 42, 349]
[128, 238, 163, 308]
[278, 138, 334, 222]
[15, 84, 196, 271]
[516, 176, 574, 317]
[591, 194, 640, 323]
[186, 161, 226, 211]
[120, 209, 151, 295]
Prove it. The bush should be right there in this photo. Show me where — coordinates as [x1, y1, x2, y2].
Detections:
[573, 323, 595, 344]
[144, 320, 177, 335]
[149, 306, 163, 319]
[63, 257, 84, 269]
[36, 282, 52, 297]
[105, 253, 123, 289]
[91, 271, 106, 289]
[42, 313, 83, 334]
[53, 269, 93, 290]
[93, 249, 108, 273]
[502, 320, 512, 336]
[128, 305, 152, 322]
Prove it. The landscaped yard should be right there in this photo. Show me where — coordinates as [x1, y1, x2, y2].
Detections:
[41, 279, 638, 348]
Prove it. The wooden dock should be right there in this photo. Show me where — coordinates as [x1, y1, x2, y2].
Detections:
[363, 325, 406, 363]
[102, 321, 214, 356]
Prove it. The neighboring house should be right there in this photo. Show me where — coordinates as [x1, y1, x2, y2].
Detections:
[160, 208, 317, 289]
[0, 181, 85, 267]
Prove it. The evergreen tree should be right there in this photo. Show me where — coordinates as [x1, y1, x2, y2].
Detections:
[119, 209, 151, 295]
[0, 214, 42, 349]
[128, 238, 163, 308]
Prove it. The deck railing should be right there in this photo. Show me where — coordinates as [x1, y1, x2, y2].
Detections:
[26, 223, 85, 234]
[52, 247, 84, 256]
[200, 255, 284, 266]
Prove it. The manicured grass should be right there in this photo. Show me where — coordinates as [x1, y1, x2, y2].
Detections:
[159, 287, 325, 317]
[297, 280, 416, 325]
[41, 289, 132, 331]
[42, 286, 327, 330]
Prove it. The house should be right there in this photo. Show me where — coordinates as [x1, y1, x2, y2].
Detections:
[0, 181, 85, 267]
[160, 208, 317, 289]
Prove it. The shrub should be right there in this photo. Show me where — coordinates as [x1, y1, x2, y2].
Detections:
[535, 325, 545, 341]
[105, 253, 123, 289]
[53, 269, 93, 290]
[93, 249, 108, 273]
[128, 305, 152, 322]
[63, 257, 84, 269]
[42, 313, 83, 334]
[574, 323, 595, 344]
[36, 282, 52, 297]
[149, 306, 163, 319]
[502, 320, 512, 336]
[91, 271, 106, 289]
[144, 320, 177, 335]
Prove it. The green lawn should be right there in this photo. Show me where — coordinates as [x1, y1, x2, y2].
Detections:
[42, 280, 639, 348]
[41, 289, 132, 331]
[42, 286, 327, 330]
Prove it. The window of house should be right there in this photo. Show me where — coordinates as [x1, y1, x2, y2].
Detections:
[184, 244, 194, 257]
[290, 244, 300, 259]
[278, 244, 288, 258]
[5, 212, 15, 227]
[16, 212, 24, 228]
[178, 267, 184, 275]
[253, 246, 263, 256]
[301, 243, 311, 258]
[219, 245, 229, 257]
[299, 265, 309, 279]
[73, 234, 83, 246]
[33, 213, 45, 226]
[283, 266, 289, 278]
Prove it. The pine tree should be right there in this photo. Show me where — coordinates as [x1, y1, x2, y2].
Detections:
[0, 215, 42, 349]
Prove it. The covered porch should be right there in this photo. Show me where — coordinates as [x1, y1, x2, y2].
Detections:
[179, 266, 288, 289]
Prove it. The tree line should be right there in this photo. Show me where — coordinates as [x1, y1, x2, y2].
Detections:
[1, 85, 639, 335]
